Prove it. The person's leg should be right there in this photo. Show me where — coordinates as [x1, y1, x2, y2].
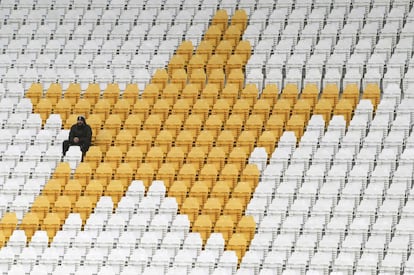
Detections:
[62, 140, 71, 156]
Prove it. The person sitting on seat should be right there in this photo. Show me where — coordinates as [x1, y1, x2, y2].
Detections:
[62, 115, 92, 159]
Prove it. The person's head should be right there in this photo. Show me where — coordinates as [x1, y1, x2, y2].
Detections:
[77, 115, 86, 126]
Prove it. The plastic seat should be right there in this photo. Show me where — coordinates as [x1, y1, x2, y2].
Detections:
[41, 212, 61, 242]
[114, 130, 134, 154]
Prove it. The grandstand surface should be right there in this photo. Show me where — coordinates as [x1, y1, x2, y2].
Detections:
[0, 0, 412, 274]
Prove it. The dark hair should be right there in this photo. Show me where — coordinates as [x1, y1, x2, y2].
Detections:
[77, 115, 86, 122]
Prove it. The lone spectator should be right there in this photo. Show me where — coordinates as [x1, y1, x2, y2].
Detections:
[62, 115, 92, 159]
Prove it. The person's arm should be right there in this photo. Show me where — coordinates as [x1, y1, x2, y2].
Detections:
[68, 125, 76, 143]
[79, 126, 92, 145]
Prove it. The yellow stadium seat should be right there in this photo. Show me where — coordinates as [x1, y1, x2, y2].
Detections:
[280, 85, 299, 108]
[104, 180, 124, 206]
[240, 164, 260, 189]
[30, 195, 50, 221]
[257, 130, 278, 156]
[223, 198, 244, 224]
[93, 98, 111, 122]
[103, 114, 122, 138]
[131, 99, 151, 122]
[53, 195, 72, 221]
[189, 181, 209, 206]
[84, 180, 104, 206]
[236, 131, 256, 154]
[45, 83, 62, 106]
[321, 83, 340, 106]
[135, 163, 155, 189]
[301, 83, 319, 108]
[26, 83, 43, 106]
[123, 114, 142, 137]
[86, 114, 103, 142]
[164, 114, 183, 139]
[225, 54, 243, 77]
[362, 83, 381, 109]
[220, 83, 239, 106]
[272, 98, 292, 123]
[102, 83, 120, 106]
[104, 146, 123, 170]
[122, 83, 140, 106]
[114, 130, 134, 154]
[313, 98, 334, 125]
[211, 181, 231, 206]
[175, 130, 194, 154]
[265, 114, 285, 139]
[177, 163, 197, 187]
[286, 115, 306, 140]
[145, 146, 164, 170]
[292, 99, 312, 123]
[214, 215, 235, 243]
[183, 114, 203, 137]
[94, 129, 112, 153]
[192, 99, 211, 122]
[219, 163, 240, 189]
[170, 69, 187, 92]
[207, 69, 225, 92]
[168, 181, 188, 207]
[34, 98, 53, 124]
[20, 212, 39, 240]
[113, 98, 131, 122]
[41, 212, 61, 241]
[231, 9, 248, 31]
[195, 40, 214, 63]
[206, 54, 225, 76]
[94, 162, 114, 188]
[186, 147, 206, 171]
[42, 179, 63, 204]
[232, 99, 251, 122]
[201, 83, 220, 107]
[54, 98, 72, 122]
[124, 147, 144, 170]
[192, 215, 213, 244]
[167, 55, 186, 79]
[215, 40, 233, 62]
[166, 147, 186, 171]
[252, 98, 271, 122]
[52, 162, 71, 185]
[156, 163, 176, 190]
[62, 179, 82, 205]
[175, 40, 194, 63]
[142, 114, 163, 137]
[334, 98, 354, 125]
[73, 162, 92, 188]
[83, 83, 101, 106]
[212, 98, 230, 122]
[223, 25, 242, 48]
[182, 83, 202, 105]
[114, 163, 134, 189]
[188, 55, 206, 81]
[83, 146, 102, 171]
[227, 147, 248, 172]
[204, 115, 223, 139]
[232, 181, 252, 207]
[211, 9, 228, 32]
[234, 40, 251, 64]
[245, 114, 264, 137]
[0, 212, 17, 240]
[342, 83, 360, 109]
[73, 98, 92, 119]
[151, 68, 169, 91]
[180, 197, 200, 225]
[195, 130, 215, 154]
[198, 164, 219, 188]
[204, 25, 222, 48]
[141, 83, 160, 106]
[216, 130, 235, 154]
[240, 83, 259, 107]
[206, 146, 227, 171]
[154, 130, 173, 154]
[227, 233, 248, 261]
[172, 99, 190, 122]
[224, 114, 243, 137]
[163, 83, 181, 106]
[236, 216, 256, 243]
[260, 84, 279, 106]
[73, 196, 93, 224]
